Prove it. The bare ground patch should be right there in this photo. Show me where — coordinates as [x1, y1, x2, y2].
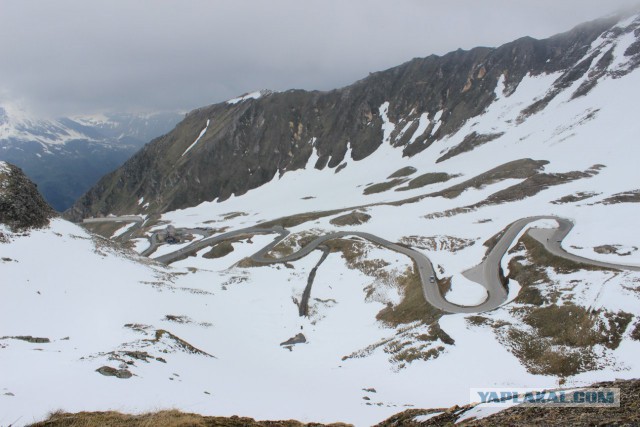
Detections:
[387, 166, 417, 178]
[264, 230, 323, 259]
[342, 319, 453, 370]
[436, 131, 504, 163]
[395, 172, 456, 192]
[399, 235, 477, 252]
[329, 211, 371, 226]
[426, 165, 602, 219]
[495, 235, 632, 377]
[203, 241, 235, 258]
[597, 189, 640, 205]
[593, 244, 638, 257]
[551, 191, 600, 204]
[28, 410, 350, 427]
[363, 178, 409, 195]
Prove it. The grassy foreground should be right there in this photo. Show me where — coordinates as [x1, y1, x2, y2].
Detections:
[28, 410, 352, 427]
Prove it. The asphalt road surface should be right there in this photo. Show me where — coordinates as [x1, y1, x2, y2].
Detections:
[147, 217, 639, 314]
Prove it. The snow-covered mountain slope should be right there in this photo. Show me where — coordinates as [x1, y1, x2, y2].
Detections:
[67, 11, 637, 220]
[0, 104, 182, 211]
[2, 11, 640, 427]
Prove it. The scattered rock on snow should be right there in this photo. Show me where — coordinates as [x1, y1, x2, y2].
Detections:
[1, 335, 50, 344]
[96, 366, 133, 379]
[280, 333, 306, 346]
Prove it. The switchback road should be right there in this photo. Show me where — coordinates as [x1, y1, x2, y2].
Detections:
[147, 217, 640, 314]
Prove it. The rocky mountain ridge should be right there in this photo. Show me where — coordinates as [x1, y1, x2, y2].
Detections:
[65, 12, 636, 220]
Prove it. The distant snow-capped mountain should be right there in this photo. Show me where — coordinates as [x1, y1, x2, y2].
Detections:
[0, 104, 92, 147]
[65, 111, 187, 146]
[0, 104, 182, 211]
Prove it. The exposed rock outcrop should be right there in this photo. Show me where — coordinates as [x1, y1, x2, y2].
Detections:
[0, 161, 55, 231]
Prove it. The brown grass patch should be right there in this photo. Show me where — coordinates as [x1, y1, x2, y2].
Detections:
[519, 234, 611, 274]
[500, 234, 633, 377]
[363, 178, 408, 195]
[259, 211, 341, 228]
[264, 231, 321, 259]
[28, 409, 351, 427]
[436, 131, 504, 163]
[598, 189, 640, 205]
[376, 263, 445, 326]
[551, 191, 600, 204]
[80, 222, 128, 239]
[203, 241, 234, 259]
[387, 166, 417, 178]
[395, 172, 455, 191]
[329, 211, 371, 226]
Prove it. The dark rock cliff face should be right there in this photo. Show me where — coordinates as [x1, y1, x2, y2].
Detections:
[0, 163, 55, 231]
[65, 15, 624, 221]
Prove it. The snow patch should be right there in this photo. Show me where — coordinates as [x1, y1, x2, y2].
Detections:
[414, 411, 444, 422]
[113, 222, 137, 238]
[395, 119, 415, 141]
[494, 74, 507, 100]
[343, 142, 353, 163]
[182, 119, 210, 156]
[610, 29, 639, 71]
[455, 402, 517, 423]
[305, 138, 319, 169]
[379, 102, 396, 144]
[430, 110, 444, 136]
[408, 113, 431, 144]
[226, 90, 271, 105]
[446, 274, 488, 306]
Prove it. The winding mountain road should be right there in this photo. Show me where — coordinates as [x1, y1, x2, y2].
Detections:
[146, 216, 640, 314]
[141, 227, 210, 258]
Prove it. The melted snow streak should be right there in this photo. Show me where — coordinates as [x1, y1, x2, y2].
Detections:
[409, 113, 430, 144]
[379, 101, 395, 144]
[182, 119, 210, 157]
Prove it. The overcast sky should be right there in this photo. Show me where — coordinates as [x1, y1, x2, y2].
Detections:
[1, 0, 639, 117]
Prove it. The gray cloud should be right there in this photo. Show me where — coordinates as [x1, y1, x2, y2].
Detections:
[1, 0, 638, 117]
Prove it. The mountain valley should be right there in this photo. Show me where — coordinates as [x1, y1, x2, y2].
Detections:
[2, 10, 640, 427]
[0, 105, 182, 211]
